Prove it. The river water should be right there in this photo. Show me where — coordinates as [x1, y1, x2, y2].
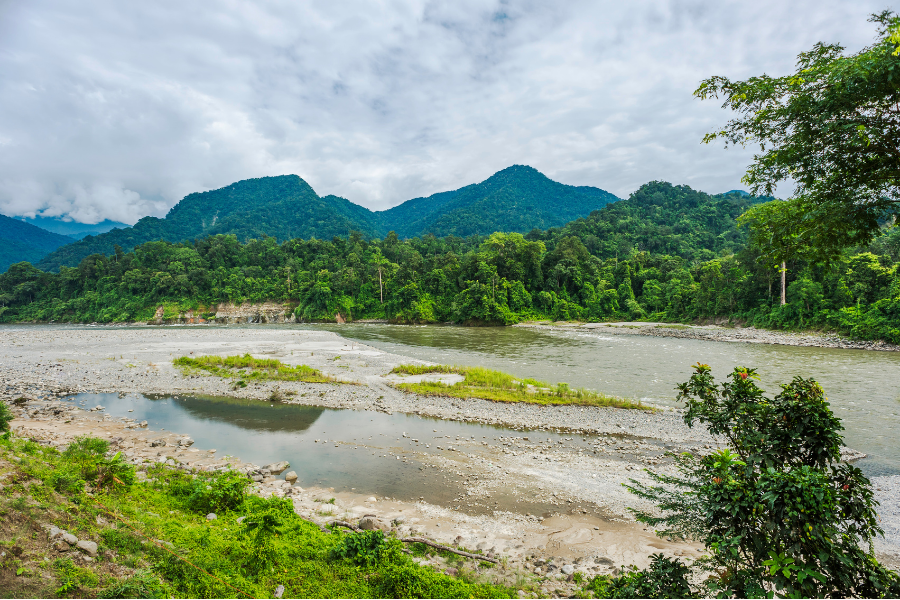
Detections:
[307, 324, 900, 476]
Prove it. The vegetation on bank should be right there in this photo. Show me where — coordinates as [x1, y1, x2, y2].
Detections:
[388, 364, 643, 410]
[0, 180, 897, 342]
[173, 354, 333, 384]
[0, 433, 516, 598]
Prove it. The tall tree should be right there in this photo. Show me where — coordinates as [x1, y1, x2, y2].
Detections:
[697, 12, 900, 262]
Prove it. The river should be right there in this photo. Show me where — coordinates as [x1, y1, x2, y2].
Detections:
[305, 323, 900, 476]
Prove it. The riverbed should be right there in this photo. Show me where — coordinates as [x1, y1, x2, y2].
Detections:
[2, 322, 898, 569]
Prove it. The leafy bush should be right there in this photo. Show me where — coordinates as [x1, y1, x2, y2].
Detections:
[97, 569, 170, 599]
[0, 401, 13, 433]
[62, 436, 109, 480]
[186, 470, 249, 514]
[586, 554, 693, 599]
[329, 530, 403, 568]
[627, 364, 900, 598]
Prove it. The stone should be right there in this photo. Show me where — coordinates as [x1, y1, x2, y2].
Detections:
[76, 540, 98, 557]
[236, 516, 246, 524]
[445, 567, 458, 576]
[61, 532, 78, 546]
[150, 439, 166, 447]
[274, 585, 285, 598]
[206, 513, 217, 521]
[251, 475, 264, 482]
[263, 461, 289, 474]
[518, 591, 527, 598]
[53, 540, 70, 552]
[284, 471, 298, 483]
[561, 565, 575, 575]
[178, 437, 194, 447]
[358, 516, 386, 531]
[366, 496, 377, 502]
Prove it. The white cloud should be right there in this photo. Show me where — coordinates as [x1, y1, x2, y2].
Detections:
[0, 0, 889, 223]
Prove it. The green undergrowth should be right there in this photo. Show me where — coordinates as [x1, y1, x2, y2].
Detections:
[389, 364, 645, 410]
[0, 433, 514, 598]
[173, 354, 333, 383]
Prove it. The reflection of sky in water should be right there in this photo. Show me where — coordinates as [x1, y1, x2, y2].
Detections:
[306, 324, 900, 476]
[63, 392, 573, 505]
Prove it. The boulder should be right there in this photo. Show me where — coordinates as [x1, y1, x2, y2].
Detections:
[178, 437, 194, 447]
[76, 540, 98, 557]
[206, 513, 217, 521]
[53, 540, 70, 552]
[561, 565, 575, 575]
[284, 471, 298, 483]
[61, 532, 78, 546]
[263, 461, 290, 474]
[358, 516, 387, 531]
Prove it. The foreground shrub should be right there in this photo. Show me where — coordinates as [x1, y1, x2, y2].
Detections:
[627, 364, 900, 598]
[186, 469, 249, 514]
[586, 554, 693, 599]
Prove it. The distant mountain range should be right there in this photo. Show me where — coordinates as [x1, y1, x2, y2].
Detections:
[13, 165, 619, 271]
[0, 215, 74, 272]
[19, 216, 130, 240]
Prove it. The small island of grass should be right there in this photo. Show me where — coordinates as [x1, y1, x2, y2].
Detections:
[173, 354, 333, 383]
[388, 364, 645, 410]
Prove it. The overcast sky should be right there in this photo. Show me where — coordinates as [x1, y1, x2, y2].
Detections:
[0, 0, 891, 225]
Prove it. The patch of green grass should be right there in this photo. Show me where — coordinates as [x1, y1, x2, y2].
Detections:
[656, 324, 690, 330]
[388, 365, 646, 410]
[0, 434, 516, 599]
[173, 354, 332, 383]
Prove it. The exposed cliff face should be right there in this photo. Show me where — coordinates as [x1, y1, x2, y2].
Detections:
[213, 302, 296, 324]
[147, 301, 298, 325]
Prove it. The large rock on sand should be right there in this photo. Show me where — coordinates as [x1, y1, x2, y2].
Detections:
[263, 461, 290, 474]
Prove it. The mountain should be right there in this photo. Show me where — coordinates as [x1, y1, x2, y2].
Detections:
[33, 166, 620, 271]
[535, 181, 768, 261]
[0, 214, 74, 271]
[20, 216, 131, 240]
[377, 165, 619, 238]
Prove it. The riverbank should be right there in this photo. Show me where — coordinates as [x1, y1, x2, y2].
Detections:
[516, 321, 900, 351]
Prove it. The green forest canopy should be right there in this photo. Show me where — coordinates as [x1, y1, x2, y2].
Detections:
[3, 180, 899, 343]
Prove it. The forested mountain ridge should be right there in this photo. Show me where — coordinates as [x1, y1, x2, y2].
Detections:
[6, 178, 898, 345]
[377, 165, 619, 238]
[531, 181, 765, 261]
[0, 214, 73, 272]
[32, 167, 619, 271]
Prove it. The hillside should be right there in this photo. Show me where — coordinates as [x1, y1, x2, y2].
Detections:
[533, 181, 766, 261]
[378, 165, 619, 238]
[0, 214, 73, 271]
[34, 167, 619, 271]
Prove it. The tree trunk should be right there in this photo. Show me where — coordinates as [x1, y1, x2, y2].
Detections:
[378, 268, 383, 304]
[780, 261, 786, 306]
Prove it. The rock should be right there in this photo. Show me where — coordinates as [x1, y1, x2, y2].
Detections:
[358, 516, 386, 531]
[150, 439, 166, 447]
[61, 532, 78, 546]
[445, 567, 458, 576]
[206, 513, 217, 521]
[178, 437, 194, 447]
[53, 540, 70, 552]
[263, 475, 276, 483]
[236, 516, 246, 524]
[263, 461, 290, 474]
[366, 496, 377, 502]
[284, 471, 298, 483]
[561, 564, 575, 575]
[274, 584, 285, 598]
[76, 540, 98, 556]
[251, 475, 264, 482]
[47, 525, 62, 539]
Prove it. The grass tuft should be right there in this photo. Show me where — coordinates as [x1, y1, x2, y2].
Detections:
[388, 364, 647, 410]
[173, 354, 332, 383]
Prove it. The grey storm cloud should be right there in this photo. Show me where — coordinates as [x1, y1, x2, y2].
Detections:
[0, 0, 890, 224]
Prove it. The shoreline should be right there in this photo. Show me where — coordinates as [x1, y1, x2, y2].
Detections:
[515, 321, 900, 352]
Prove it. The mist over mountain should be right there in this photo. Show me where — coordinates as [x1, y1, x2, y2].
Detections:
[32, 166, 620, 271]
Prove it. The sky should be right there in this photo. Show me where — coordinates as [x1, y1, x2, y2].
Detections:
[0, 0, 891, 225]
